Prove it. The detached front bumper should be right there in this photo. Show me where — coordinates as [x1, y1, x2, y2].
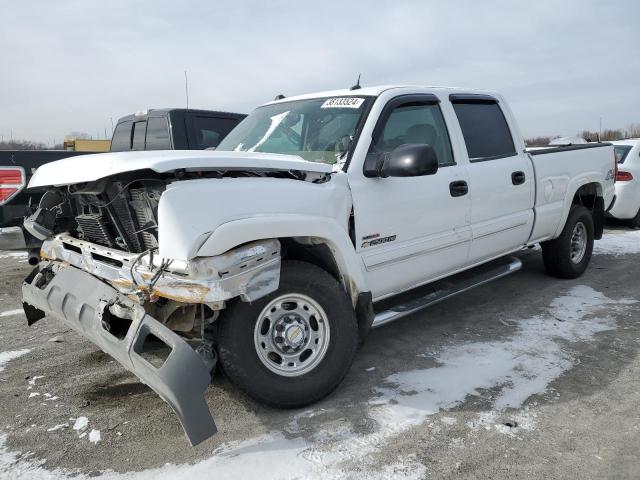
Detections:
[40, 233, 281, 305]
[22, 262, 217, 445]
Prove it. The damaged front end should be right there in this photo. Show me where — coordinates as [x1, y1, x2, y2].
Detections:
[21, 173, 282, 445]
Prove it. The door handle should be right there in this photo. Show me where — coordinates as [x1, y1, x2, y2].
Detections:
[512, 171, 526, 185]
[449, 180, 468, 197]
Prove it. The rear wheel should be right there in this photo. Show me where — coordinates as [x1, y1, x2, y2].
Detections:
[218, 261, 358, 408]
[542, 205, 594, 279]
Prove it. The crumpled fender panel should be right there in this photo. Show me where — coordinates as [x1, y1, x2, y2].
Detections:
[22, 262, 216, 445]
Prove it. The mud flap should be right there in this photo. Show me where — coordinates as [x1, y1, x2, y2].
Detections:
[22, 263, 217, 445]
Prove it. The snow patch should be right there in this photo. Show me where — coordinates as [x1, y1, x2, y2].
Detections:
[371, 285, 635, 430]
[72, 417, 88, 433]
[0, 349, 30, 373]
[440, 416, 457, 425]
[46, 424, 68, 433]
[0, 309, 24, 318]
[88, 430, 101, 445]
[0, 251, 27, 260]
[594, 230, 640, 256]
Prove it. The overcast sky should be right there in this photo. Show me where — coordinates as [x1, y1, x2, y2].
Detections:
[1, 0, 638, 144]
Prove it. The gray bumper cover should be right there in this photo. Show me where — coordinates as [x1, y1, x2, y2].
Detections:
[22, 263, 217, 445]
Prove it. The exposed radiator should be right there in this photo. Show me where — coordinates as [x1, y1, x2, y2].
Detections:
[75, 213, 115, 248]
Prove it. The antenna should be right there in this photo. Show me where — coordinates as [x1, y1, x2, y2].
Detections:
[350, 74, 362, 91]
[184, 70, 189, 109]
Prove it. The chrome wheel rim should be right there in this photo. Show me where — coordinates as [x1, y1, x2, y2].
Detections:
[253, 294, 330, 377]
[570, 222, 588, 264]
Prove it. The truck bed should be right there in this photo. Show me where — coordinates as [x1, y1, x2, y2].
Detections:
[527, 142, 615, 243]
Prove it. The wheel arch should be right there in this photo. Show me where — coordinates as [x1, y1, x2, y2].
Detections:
[196, 216, 374, 340]
[555, 180, 605, 240]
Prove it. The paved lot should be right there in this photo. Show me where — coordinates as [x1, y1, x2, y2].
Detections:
[1, 228, 640, 479]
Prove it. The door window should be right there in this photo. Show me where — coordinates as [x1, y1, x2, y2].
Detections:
[371, 102, 455, 166]
[132, 121, 147, 150]
[451, 101, 516, 161]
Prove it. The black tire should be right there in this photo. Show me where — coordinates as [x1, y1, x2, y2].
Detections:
[628, 208, 640, 229]
[217, 260, 358, 408]
[541, 205, 594, 279]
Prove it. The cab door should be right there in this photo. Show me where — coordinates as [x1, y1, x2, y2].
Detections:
[348, 94, 471, 300]
[449, 94, 534, 262]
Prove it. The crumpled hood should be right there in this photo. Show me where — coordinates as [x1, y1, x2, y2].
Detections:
[28, 150, 333, 188]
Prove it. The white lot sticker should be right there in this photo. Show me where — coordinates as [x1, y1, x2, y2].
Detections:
[321, 97, 364, 109]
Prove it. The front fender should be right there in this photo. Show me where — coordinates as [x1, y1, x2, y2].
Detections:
[157, 175, 352, 260]
[197, 215, 369, 299]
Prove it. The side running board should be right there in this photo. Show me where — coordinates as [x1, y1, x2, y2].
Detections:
[372, 256, 522, 328]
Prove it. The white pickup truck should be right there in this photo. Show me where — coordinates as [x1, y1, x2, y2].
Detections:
[21, 85, 616, 445]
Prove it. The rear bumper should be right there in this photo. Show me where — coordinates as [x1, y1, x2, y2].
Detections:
[22, 262, 217, 445]
[608, 181, 640, 220]
[0, 226, 27, 250]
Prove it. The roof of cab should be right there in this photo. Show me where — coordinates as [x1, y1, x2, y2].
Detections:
[263, 85, 497, 106]
[116, 108, 246, 124]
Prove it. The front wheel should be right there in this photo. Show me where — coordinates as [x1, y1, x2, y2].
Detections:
[217, 260, 358, 408]
[541, 205, 594, 279]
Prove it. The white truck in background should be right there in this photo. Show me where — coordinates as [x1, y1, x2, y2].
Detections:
[21, 85, 616, 445]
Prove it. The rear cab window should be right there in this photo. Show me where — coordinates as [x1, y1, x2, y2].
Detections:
[110, 121, 133, 151]
[450, 95, 516, 161]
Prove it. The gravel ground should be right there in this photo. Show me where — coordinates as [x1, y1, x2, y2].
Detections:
[1, 228, 639, 479]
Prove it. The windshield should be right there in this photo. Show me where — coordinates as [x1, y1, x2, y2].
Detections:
[216, 96, 372, 165]
[614, 145, 633, 164]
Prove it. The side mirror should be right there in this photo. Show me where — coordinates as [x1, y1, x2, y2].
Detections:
[364, 144, 439, 178]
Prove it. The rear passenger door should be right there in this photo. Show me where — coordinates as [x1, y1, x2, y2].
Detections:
[450, 94, 534, 262]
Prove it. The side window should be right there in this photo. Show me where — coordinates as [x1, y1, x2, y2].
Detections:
[452, 101, 516, 161]
[110, 121, 133, 152]
[132, 121, 147, 150]
[372, 102, 455, 166]
[192, 116, 238, 149]
[145, 117, 171, 150]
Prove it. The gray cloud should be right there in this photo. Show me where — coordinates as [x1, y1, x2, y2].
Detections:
[1, 0, 638, 143]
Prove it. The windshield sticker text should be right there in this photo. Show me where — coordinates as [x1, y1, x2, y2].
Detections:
[321, 97, 365, 109]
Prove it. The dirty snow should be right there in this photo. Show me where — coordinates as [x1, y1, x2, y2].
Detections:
[88, 430, 101, 445]
[0, 251, 27, 260]
[46, 424, 68, 433]
[0, 309, 23, 318]
[372, 285, 634, 431]
[0, 286, 635, 479]
[72, 417, 88, 432]
[594, 229, 640, 255]
[0, 349, 29, 373]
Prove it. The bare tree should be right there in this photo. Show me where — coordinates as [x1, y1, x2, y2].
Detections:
[65, 131, 92, 140]
[0, 139, 47, 150]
